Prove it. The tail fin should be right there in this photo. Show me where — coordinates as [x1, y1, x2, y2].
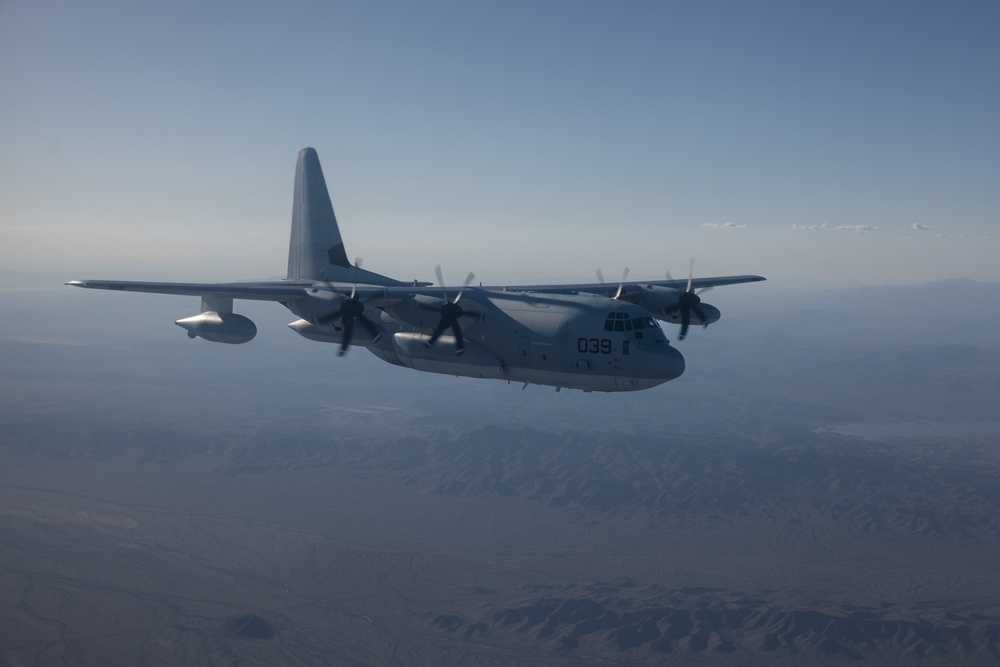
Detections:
[287, 147, 351, 280]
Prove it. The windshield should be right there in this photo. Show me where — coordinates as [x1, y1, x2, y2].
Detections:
[603, 312, 659, 332]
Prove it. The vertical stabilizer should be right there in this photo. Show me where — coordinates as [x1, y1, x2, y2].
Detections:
[287, 147, 351, 280]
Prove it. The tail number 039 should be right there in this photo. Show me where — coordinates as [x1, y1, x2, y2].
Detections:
[577, 338, 612, 354]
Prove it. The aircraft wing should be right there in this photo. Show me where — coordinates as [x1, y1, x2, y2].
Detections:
[67, 273, 766, 304]
[66, 279, 311, 301]
[496, 274, 766, 295]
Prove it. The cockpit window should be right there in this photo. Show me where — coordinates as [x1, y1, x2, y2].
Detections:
[604, 312, 659, 331]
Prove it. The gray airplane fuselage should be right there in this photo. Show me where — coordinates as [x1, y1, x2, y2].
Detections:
[287, 290, 684, 392]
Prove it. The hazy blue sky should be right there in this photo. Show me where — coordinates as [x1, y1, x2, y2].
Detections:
[2, 0, 997, 285]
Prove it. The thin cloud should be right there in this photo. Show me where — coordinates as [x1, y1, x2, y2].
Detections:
[911, 223, 931, 231]
[790, 223, 879, 233]
[702, 222, 748, 229]
[935, 233, 993, 240]
[833, 225, 879, 233]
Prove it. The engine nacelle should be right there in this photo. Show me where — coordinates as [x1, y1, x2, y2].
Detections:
[658, 302, 720, 326]
[635, 285, 682, 313]
[635, 286, 720, 325]
[386, 294, 486, 330]
[175, 311, 257, 344]
[391, 332, 503, 376]
[385, 294, 445, 329]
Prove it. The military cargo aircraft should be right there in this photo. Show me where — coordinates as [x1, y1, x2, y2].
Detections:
[69, 148, 764, 392]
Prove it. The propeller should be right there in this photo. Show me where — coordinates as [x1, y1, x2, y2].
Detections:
[596, 267, 630, 300]
[427, 265, 475, 354]
[315, 258, 383, 356]
[664, 259, 711, 340]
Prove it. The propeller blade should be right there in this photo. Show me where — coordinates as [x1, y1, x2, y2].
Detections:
[664, 259, 713, 341]
[356, 312, 382, 342]
[596, 269, 608, 296]
[597, 268, 629, 299]
[312, 285, 383, 354]
[337, 317, 354, 356]
[435, 265, 447, 301]
[615, 267, 630, 300]
[450, 320, 465, 354]
[428, 301, 461, 345]
[427, 267, 471, 351]
[455, 271, 475, 304]
[428, 318, 450, 346]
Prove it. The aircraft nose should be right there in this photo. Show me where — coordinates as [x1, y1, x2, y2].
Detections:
[657, 344, 685, 380]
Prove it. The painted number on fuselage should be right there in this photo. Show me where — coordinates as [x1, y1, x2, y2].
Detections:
[578, 337, 612, 354]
